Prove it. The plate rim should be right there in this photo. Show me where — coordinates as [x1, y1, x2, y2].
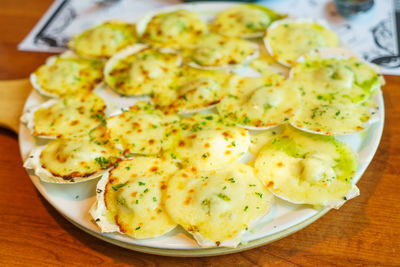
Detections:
[17, 0, 386, 256]
[18, 90, 384, 256]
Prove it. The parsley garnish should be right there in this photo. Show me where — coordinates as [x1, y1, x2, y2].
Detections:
[91, 113, 106, 125]
[112, 182, 128, 191]
[94, 157, 109, 169]
[217, 193, 231, 201]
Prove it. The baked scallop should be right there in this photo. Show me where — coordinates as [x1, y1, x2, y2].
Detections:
[107, 102, 180, 156]
[21, 92, 106, 139]
[249, 44, 289, 77]
[153, 66, 233, 114]
[139, 9, 207, 49]
[264, 18, 339, 67]
[104, 44, 181, 96]
[211, 4, 283, 38]
[170, 113, 250, 171]
[165, 163, 273, 247]
[69, 21, 138, 58]
[184, 33, 258, 70]
[31, 53, 104, 98]
[290, 48, 384, 135]
[24, 126, 120, 183]
[217, 74, 298, 130]
[254, 126, 359, 208]
[90, 157, 178, 239]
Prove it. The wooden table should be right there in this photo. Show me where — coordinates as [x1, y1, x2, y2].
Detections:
[0, 1, 399, 266]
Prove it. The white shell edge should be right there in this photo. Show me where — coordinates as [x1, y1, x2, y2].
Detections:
[20, 99, 58, 139]
[89, 172, 121, 233]
[23, 145, 109, 184]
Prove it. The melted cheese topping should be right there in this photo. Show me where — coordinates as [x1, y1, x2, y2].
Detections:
[290, 52, 383, 135]
[34, 57, 103, 97]
[165, 164, 273, 247]
[254, 126, 359, 208]
[105, 46, 181, 96]
[264, 19, 338, 66]
[70, 21, 138, 58]
[184, 33, 257, 68]
[291, 101, 372, 135]
[38, 126, 120, 181]
[291, 53, 383, 104]
[211, 4, 282, 38]
[107, 102, 180, 156]
[249, 44, 286, 77]
[170, 113, 250, 171]
[27, 93, 105, 138]
[249, 127, 284, 155]
[218, 74, 298, 129]
[100, 157, 178, 239]
[153, 66, 233, 113]
[142, 10, 207, 49]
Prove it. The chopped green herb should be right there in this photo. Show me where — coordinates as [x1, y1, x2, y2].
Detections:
[201, 176, 209, 181]
[94, 157, 109, 169]
[228, 177, 235, 183]
[112, 182, 128, 191]
[217, 193, 231, 201]
[201, 199, 211, 215]
[228, 94, 238, 99]
[91, 113, 106, 125]
[255, 192, 263, 198]
[116, 197, 126, 206]
[138, 181, 146, 186]
[244, 205, 249, 211]
[246, 22, 255, 29]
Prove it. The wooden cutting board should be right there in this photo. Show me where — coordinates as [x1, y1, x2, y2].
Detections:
[0, 79, 32, 133]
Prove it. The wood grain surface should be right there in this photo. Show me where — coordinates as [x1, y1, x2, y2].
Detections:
[0, 1, 399, 266]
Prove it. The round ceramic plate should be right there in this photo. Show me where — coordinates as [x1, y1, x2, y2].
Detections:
[19, 2, 385, 257]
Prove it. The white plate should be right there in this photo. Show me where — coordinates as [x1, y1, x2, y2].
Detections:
[18, 2, 385, 257]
